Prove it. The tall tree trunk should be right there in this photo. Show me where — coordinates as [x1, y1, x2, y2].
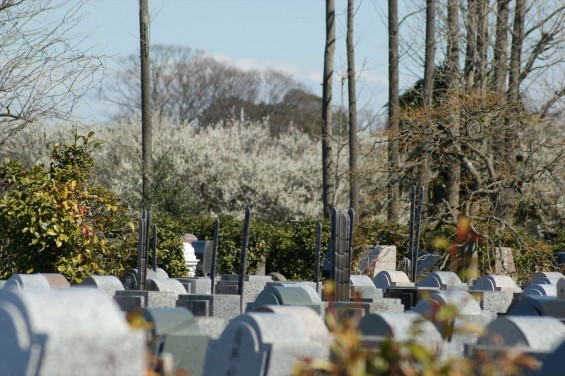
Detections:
[419, 0, 435, 208]
[475, 0, 489, 94]
[322, 0, 336, 218]
[493, 0, 512, 224]
[499, 0, 525, 226]
[387, 0, 400, 223]
[347, 0, 359, 215]
[446, 0, 461, 213]
[464, 0, 477, 90]
[140, 0, 152, 210]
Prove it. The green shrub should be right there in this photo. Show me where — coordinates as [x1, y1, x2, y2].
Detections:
[0, 131, 137, 283]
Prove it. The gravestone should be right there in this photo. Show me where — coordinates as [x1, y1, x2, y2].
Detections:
[417, 271, 468, 290]
[415, 253, 442, 279]
[350, 275, 384, 300]
[508, 295, 565, 322]
[122, 267, 169, 290]
[469, 275, 521, 315]
[114, 290, 179, 312]
[253, 305, 331, 358]
[4, 274, 51, 290]
[79, 275, 125, 297]
[373, 271, 415, 288]
[329, 208, 354, 302]
[523, 283, 557, 297]
[176, 294, 241, 320]
[192, 240, 214, 276]
[215, 274, 273, 309]
[469, 275, 521, 292]
[146, 278, 188, 294]
[412, 290, 494, 356]
[475, 316, 565, 354]
[356, 245, 396, 277]
[359, 311, 443, 348]
[203, 312, 322, 376]
[0, 288, 144, 375]
[175, 277, 212, 294]
[37, 273, 70, 288]
[530, 271, 565, 285]
[491, 247, 517, 278]
[539, 339, 565, 376]
[246, 283, 323, 314]
[141, 307, 211, 376]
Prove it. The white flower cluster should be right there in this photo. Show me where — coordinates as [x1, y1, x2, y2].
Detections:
[92, 117, 326, 221]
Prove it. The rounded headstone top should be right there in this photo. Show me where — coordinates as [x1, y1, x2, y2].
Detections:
[469, 275, 521, 292]
[79, 275, 125, 295]
[146, 278, 187, 294]
[38, 273, 70, 289]
[417, 271, 466, 290]
[531, 272, 565, 284]
[373, 270, 413, 288]
[253, 305, 330, 346]
[412, 290, 482, 316]
[478, 316, 565, 352]
[5, 274, 51, 290]
[359, 312, 442, 345]
[523, 283, 557, 297]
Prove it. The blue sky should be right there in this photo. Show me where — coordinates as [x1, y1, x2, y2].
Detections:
[71, 0, 416, 122]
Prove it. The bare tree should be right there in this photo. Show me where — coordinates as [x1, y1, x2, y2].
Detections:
[0, 0, 103, 145]
[322, 0, 336, 218]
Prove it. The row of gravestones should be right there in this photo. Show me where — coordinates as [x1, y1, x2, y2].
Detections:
[1, 269, 565, 375]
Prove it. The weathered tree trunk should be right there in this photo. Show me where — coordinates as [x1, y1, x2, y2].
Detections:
[140, 0, 152, 210]
[464, 0, 477, 90]
[419, 0, 436, 208]
[347, 0, 359, 215]
[475, 0, 489, 94]
[322, 0, 336, 218]
[387, 0, 400, 223]
[446, 0, 461, 213]
[492, 0, 513, 225]
[499, 0, 525, 226]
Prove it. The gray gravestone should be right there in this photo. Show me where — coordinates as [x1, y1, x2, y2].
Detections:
[359, 311, 443, 348]
[477, 316, 565, 353]
[175, 277, 212, 294]
[356, 245, 396, 277]
[417, 271, 468, 290]
[246, 283, 323, 314]
[146, 278, 188, 294]
[203, 312, 322, 376]
[253, 305, 331, 358]
[176, 294, 241, 320]
[523, 283, 557, 297]
[37, 273, 70, 288]
[539, 339, 565, 376]
[412, 290, 494, 355]
[122, 267, 169, 290]
[4, 274, 50, 290]
[469, 275, 521, 292]
[114, 290, 179, 312]
[79, 275, 125, 297]
[350, 275, 384, 300]
[0, 288, 144, 375]
[373, 271, 415, 288]
[491, 247, 517, 277]
[141, 307, 211, 376]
